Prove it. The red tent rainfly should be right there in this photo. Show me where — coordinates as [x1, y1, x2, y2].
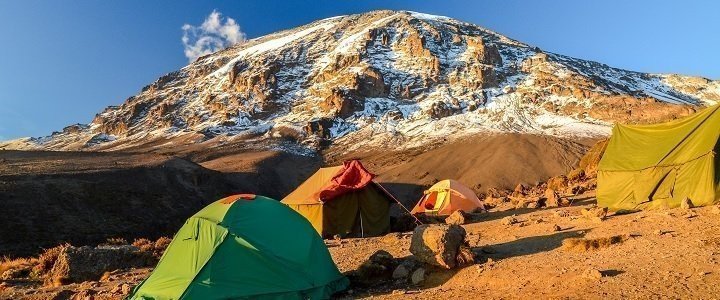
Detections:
[317, 160, 376, 202]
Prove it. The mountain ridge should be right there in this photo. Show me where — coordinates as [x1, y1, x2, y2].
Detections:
[2, 10, 718, 153]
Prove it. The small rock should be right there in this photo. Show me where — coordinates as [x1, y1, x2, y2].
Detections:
[582, 268, 603, 280]
[351, 250, 396, 286]
[485, 257, 495, 268]
[553, 224, 562, 232]
[544, 188, 561, 207]
[411, 268, 426, 285]
[680, 197, 693, 210]
[547, 175, 568, 191]
[514, 200, 529, 209]
[501, 215, 519, 226]
[654, 229, 664, 236]
[445, 210, 467, 225]
[392, 265, 410, 279]
[581, 206, 608, 220]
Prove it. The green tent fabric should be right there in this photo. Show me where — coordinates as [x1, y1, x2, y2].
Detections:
[598, 105, 720, 211]
[128, 194, 348, 300]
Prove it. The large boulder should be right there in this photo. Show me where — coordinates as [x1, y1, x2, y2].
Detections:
[410, 224, 466, 269]
[48, 245, 153, 285]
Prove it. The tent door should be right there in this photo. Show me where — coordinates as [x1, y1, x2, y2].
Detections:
[433, 190, 449, 211]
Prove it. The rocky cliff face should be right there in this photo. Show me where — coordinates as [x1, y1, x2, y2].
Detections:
[3, 10, 719, 153]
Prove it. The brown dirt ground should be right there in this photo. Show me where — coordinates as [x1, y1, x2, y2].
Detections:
[0, 133, 591, 257]
[5, 192, 720, 299]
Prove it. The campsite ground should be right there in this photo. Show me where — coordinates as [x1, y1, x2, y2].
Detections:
[4, 191, 720, 299]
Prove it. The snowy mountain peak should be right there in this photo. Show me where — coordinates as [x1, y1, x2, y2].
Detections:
[3, 10, 719, 153]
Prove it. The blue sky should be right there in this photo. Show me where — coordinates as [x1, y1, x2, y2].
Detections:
[0, 0, 718, 140]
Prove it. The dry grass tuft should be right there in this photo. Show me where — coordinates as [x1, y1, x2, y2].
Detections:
[456, 245, 476, 266]
[32, 243, 69, 277]
[132, 238, 154, 252]
[0, 256, 38, 278]
[49, 275, 69, 287]
[154, 237, 172, 250]
[133, 237, 171, 259]
[562, 235, 630, 252]
[100, 271, 112, 282]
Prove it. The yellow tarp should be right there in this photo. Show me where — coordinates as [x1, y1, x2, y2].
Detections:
[598, 105, 720, 211]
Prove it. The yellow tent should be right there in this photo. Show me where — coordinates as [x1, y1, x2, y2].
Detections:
[598, 105, 720, 211]
[281, 160, 398, 238]
[411, 179, 484, 215]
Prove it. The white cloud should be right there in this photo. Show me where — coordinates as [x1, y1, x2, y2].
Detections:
[182, 10, 246, 62]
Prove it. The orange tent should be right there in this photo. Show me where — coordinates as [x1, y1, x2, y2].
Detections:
[411, 179, 484, 215]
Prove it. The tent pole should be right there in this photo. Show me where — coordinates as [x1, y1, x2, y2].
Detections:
[373, 182, 423, 225]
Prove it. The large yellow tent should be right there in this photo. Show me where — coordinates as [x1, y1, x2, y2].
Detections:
[598, 105, 720, 211]
[281, 160, 399, 238]
[411, 179, 484, 215]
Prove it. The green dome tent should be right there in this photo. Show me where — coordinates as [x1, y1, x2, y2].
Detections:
[128, 194, 348, 300]
[598, 105, 720, 211]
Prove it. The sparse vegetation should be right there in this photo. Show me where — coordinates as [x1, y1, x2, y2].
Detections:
[132, 237, 170, 259]
[561, 235, 630, 252]
[32, 244, 68, 277]
[0, 256, 38, 279]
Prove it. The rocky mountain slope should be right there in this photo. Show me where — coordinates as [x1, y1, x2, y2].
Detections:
[2, 10, 719, 153]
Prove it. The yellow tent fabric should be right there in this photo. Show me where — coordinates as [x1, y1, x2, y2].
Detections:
[598, 105, 720, 211]
[411, 179, 484, 215]
[281, 165, 394, 238]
